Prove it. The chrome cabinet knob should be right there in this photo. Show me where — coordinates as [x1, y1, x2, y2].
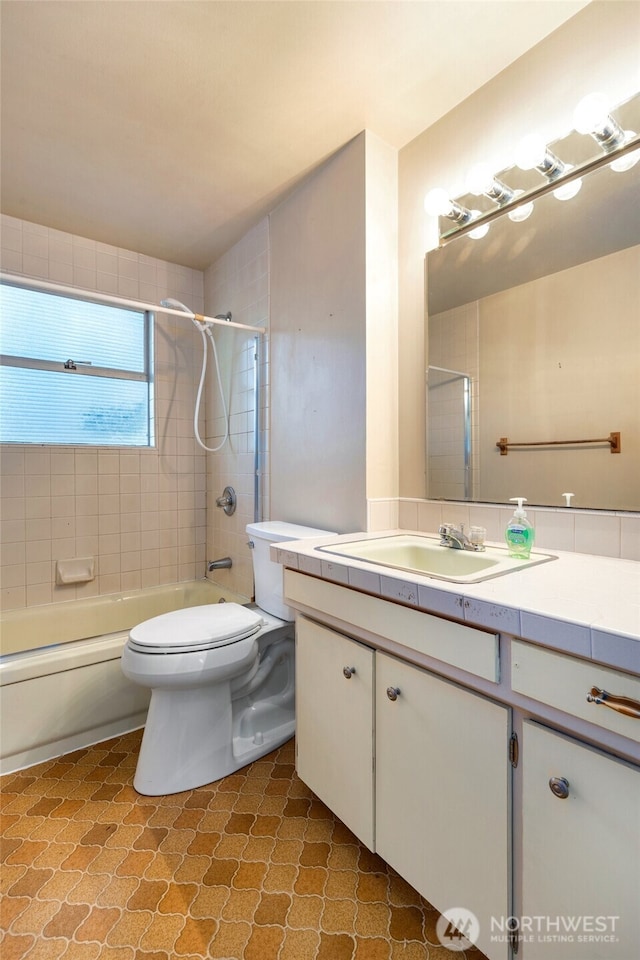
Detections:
[549, 776, 570, 799]
[386, 686, 401, 702]
[343, 666, 356, 679]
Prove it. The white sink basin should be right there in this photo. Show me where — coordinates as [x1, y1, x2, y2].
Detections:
[317, 534, 556, 583]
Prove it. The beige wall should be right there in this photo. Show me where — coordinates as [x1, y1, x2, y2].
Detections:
[269, 135, 368, 532]
[203, 219, 269, 600]
[398, 0, 640, 498]
[0, 216, 207, 611]
[479, 245, 639, 510]
[365, 133, 399, 501]
[269, 131, 398, 533]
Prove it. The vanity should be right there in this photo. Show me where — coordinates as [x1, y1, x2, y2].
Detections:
[273, 531, 640, 960]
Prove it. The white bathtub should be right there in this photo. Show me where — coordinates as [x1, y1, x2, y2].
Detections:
[0, 580, 248, 775]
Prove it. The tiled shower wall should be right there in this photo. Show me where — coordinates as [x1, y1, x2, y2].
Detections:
[0, 215, 207, 611]
[203, 218, 269, 600]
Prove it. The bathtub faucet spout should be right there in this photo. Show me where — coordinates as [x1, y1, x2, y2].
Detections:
[208, 557, 232, 572]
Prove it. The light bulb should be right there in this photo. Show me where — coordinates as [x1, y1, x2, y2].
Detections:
[466, 163, 495, 195]
[507, 190, 534, 222]
[573, 92, 610, 134]
[610, 131, 640, 172]
[514, 134, 548, 171]
[424, 188, 453, 217]
[553, 167, 582, 201]
[573, 91, 625, 150]
[468, 212, 490, 240]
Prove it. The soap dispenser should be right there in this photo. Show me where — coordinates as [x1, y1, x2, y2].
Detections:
[505, 498, 535, 559]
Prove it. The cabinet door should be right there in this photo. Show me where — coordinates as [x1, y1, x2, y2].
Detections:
[295, 615, 375, 849]
[522, 720, 640, 959]
[376, 652, 510, 960]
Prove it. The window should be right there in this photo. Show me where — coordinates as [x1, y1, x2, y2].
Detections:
[0, 282, 154, 446]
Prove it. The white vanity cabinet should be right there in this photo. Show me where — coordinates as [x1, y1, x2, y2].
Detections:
[295, 615, 375, 848]
[295, 609, 510, 960]
[284, 567, 640, 960]
[521, 720, 640, 959]
[376, 651, 510, 960]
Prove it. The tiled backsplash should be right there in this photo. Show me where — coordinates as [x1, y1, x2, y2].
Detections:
[0, 215, 207, 611]
[368, 498, 640, 562]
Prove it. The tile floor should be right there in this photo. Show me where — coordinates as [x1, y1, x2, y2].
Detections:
[1, 731, 486, 959]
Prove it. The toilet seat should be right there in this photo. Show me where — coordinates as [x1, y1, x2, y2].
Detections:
[127, 603, 265, 654]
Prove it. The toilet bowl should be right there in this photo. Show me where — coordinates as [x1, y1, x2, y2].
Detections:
[121, 521, 332, 795]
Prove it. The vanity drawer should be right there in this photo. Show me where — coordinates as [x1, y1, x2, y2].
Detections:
[284, 569, 499, 682]
[512, 640, 640, 743]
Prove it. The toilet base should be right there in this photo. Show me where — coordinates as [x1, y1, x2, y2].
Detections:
[131, 630, 295, 796]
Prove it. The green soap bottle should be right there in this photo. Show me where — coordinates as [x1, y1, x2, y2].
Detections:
[505, 497, 535, 559]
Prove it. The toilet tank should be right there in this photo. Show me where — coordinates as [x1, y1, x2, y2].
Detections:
[246, 521, 335, 621]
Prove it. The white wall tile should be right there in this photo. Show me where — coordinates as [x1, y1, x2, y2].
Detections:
[0, 216, 207, 611]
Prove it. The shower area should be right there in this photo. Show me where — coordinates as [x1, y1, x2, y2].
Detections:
[426, 364, 474, 501]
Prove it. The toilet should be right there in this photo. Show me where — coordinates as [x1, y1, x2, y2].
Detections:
[121, 521, 332, 795]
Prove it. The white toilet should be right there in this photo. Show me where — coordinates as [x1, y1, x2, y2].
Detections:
[121, 521, 332, 796]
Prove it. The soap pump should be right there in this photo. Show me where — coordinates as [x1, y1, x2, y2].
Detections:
[505, 497, 535, 559]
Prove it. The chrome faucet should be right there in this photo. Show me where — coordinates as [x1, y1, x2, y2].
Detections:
[438, 523, 485, 552]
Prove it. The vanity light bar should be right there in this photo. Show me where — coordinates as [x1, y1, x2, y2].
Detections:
[429, 92, 640, 245]
[436, 132, 640, 246]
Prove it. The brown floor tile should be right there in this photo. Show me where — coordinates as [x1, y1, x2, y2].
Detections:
[207, 920, 252, 958]
[321, 896, 358, 934]
[173, 916, 217, 956]
[317, 931, 356, 960]
[254, 890, 291, 926]
[244, 923, 285, 960]
[232, 859, 268, 890]
[75, 906, 121, 942]
[262, 862, 298, 893]
[137, 912, 185, 953]
[60, 942, 103, 960]
[220, 887, 261, 922]
[127, 879, 169, 912]
[287, 893, 325, 930]
[355, 900, 392, 938]
[0, 732, 487, 960]
[325, 868, 358, 900]
[42, 901, 91, 939]
[8, 897, 60, 935]
[202, 857, 239, 887]
[279, 926, 321, 960]
[390, 942, 430, 959]
[156, 882, 199, 915]
[354, 935, 393, 960]
[389, 904, 425, 941]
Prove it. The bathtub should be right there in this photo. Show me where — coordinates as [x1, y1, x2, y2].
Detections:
[0, 580, 249, 775]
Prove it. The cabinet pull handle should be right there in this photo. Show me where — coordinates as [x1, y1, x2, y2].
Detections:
[343, 666, 356, 679]
[386, 686, 401, 701]
[586, 687, 640, 719]
[549, 776, 570, 799]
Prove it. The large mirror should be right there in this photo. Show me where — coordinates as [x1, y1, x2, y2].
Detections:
[426, 94, 640, 512]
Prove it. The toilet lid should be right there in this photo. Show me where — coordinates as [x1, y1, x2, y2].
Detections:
[128, 603, 264, 653]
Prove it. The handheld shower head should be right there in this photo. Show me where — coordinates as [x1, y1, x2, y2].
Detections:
[160, 298, 193, 314]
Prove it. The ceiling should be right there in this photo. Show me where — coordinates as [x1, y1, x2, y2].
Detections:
[0, 0, 589, 270]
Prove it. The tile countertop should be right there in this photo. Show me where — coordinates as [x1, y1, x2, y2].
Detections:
[272, 530, 640, 676]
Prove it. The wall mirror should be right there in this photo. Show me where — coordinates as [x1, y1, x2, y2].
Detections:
[425, 93, 640, 512]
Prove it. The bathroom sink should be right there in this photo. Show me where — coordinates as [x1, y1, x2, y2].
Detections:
[317, 534, 556, 583]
